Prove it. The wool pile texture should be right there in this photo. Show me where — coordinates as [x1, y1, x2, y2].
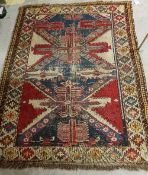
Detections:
[0, 1, 148, 170]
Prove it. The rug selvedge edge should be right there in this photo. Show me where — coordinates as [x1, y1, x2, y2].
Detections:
[0, 7, 25, 104]
[127, 4, 148, 145]
[126, 3, 148, 127]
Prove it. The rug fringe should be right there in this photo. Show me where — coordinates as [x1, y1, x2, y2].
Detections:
[18, 1, 132, 10]
[0, 160, 148, 170]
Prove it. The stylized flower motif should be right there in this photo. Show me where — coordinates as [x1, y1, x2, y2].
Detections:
[10, 79, 21, 88]
[103, 127, 109, 132]
[23, 26, 30, 33]
[4, 122, 15, 132]
[115, 15, 124, 21]
[31, 127, 37, 133]
[108, 132, 115, 137]
[124, 86, 135, 95]
[54, 148, 68, 160]
[125, 148, 138, 161]
[36, 148, 52, 160]
[104, 148, 122, 162]
[85, 6, 94, 13]
[62, 7, 72, 13]
[3, 147, 18, 160]
[21, 148, 34, 160]
[19, 41, 30, 49]
[110, 152, 119, 160]
[15, 59, 25, 67]
[116, 29, 126, 37]
[88, 87, 94, 92]
[45, 88, 50, 92]
[74, 6, 83, 13]
[132, 134, 144, 147]
[4, 111, 16, 122]
[88, 148, 102, 160]
[127, 107, 139, 119]
[23, 138, 29, 143]
[70, 148, 85, 162]
[43, 118, 49, 124]
[129, 121, 142, 133]
[50, 7, 61, 13]
[89, 118, 95, 124]
[1, 135, 13, 146]
[41, 7, 49, 13]
[36, 82, 41, 86]
[73, 152, 82, 160]
[37, 123, 45, 129]
[25, 132, 32, 138]
[117, 47, 128, 55]
[108, 5, 117, 12]
[95, 123, 102, 128]
[111, 137, 117, 142]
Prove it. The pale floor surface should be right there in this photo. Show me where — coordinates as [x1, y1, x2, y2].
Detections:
[0, 0, 148, 174]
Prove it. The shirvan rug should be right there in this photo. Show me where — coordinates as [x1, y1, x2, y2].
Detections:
[0, 1, 148, 170]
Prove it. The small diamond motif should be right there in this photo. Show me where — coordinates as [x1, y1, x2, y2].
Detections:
[120, 56, 130, 63]
[116, 22, 124, 28]
[125, 96, 137, 106]
[123, 75, 134, 84]
[122, 64, 132, 73]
